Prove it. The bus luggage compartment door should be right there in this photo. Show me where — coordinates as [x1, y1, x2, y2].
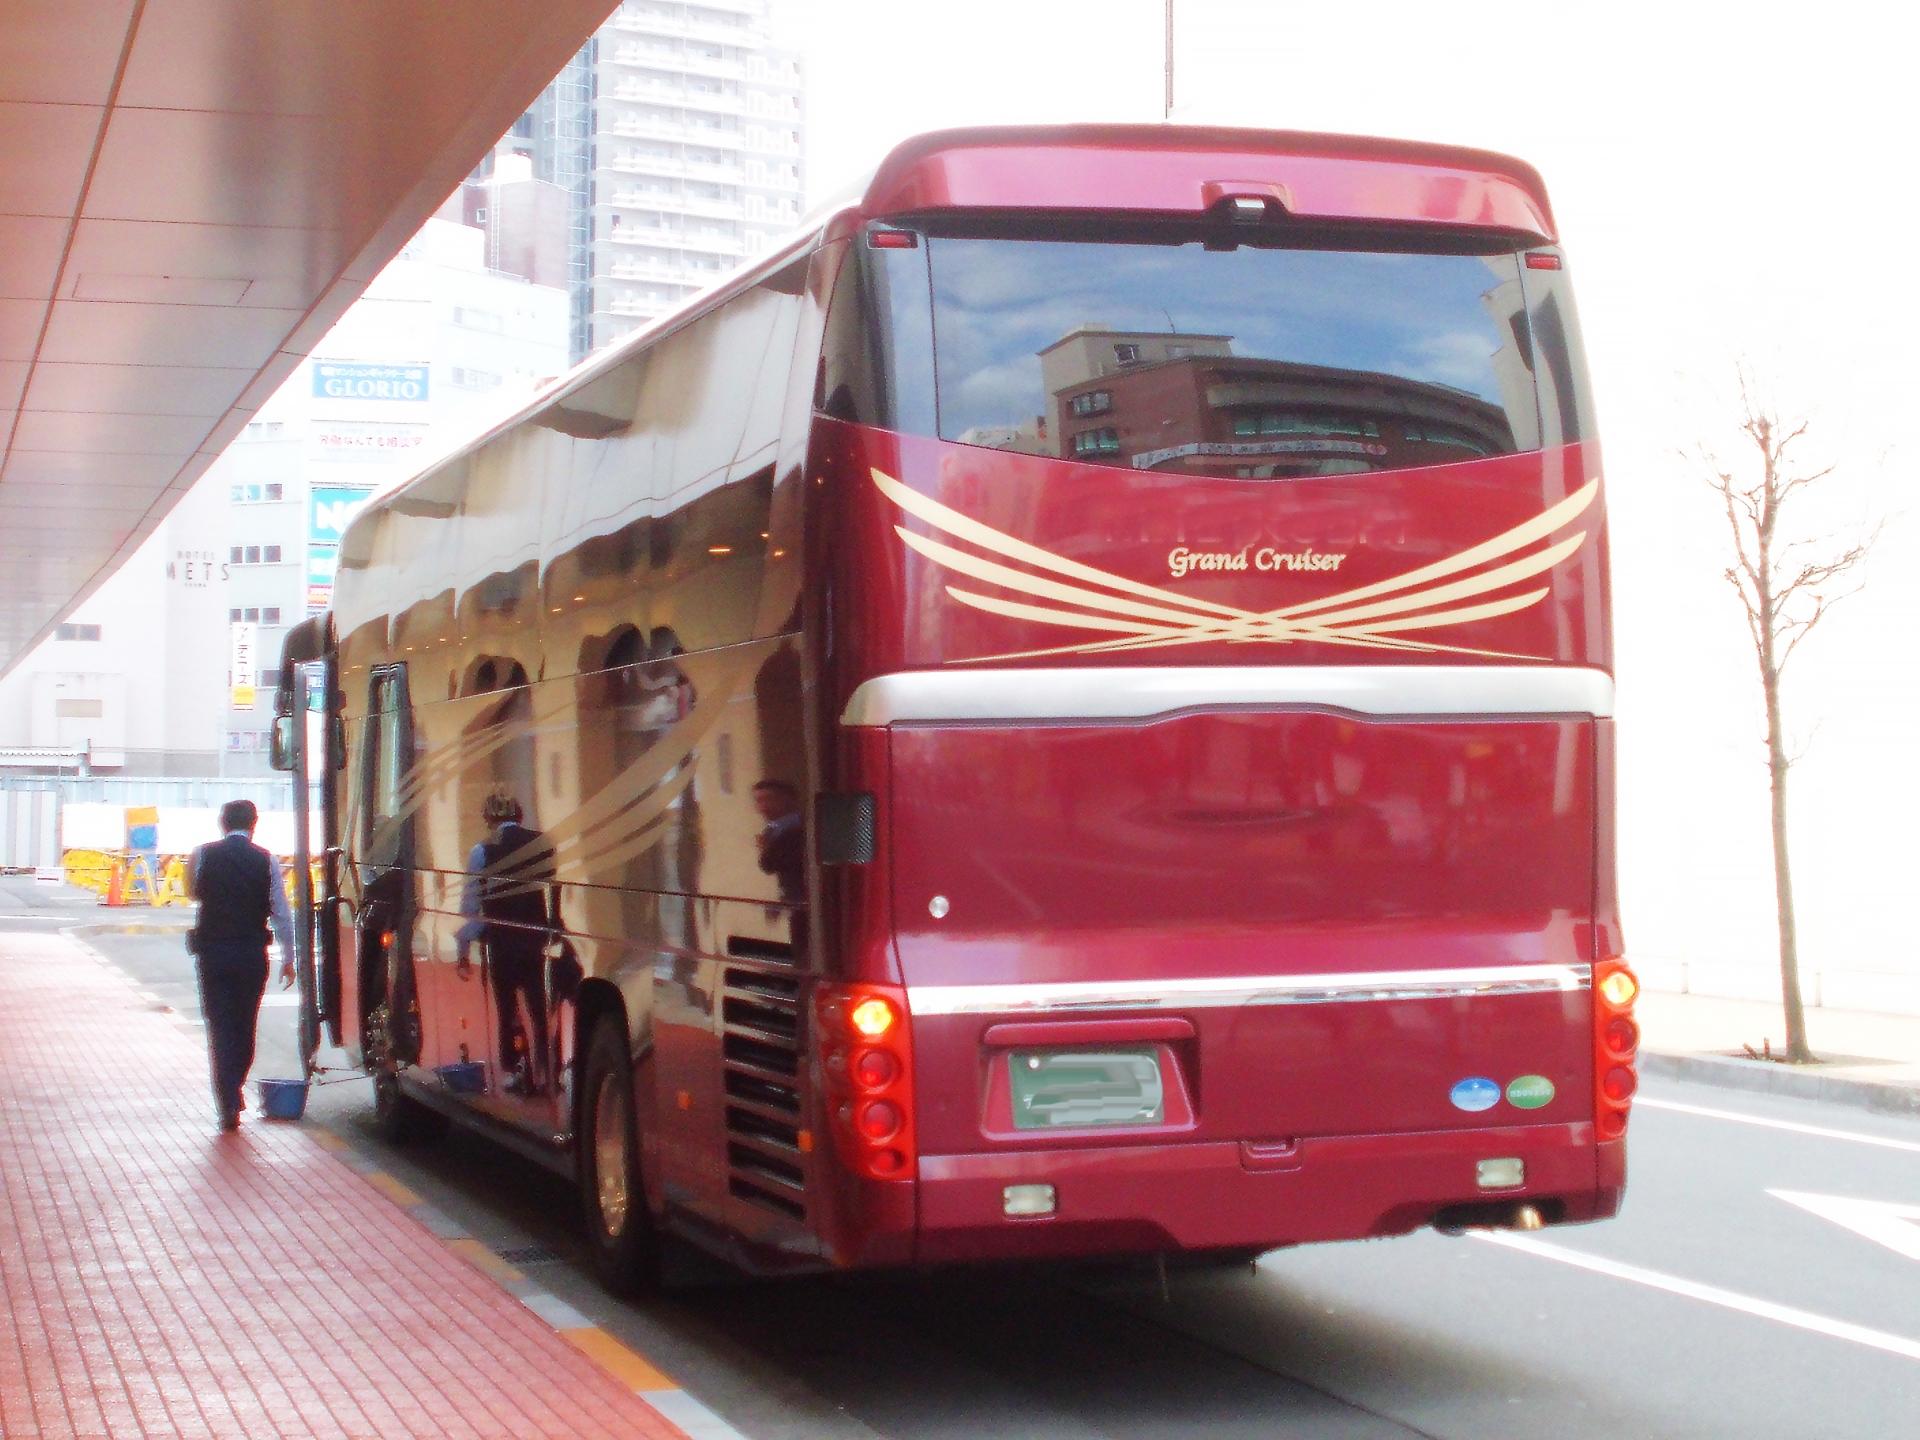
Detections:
[889, 707, 1601, 1158]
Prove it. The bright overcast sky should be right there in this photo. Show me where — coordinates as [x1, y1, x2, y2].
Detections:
[780, 0, 1919, 998]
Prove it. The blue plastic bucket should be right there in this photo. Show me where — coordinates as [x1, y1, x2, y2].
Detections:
[255, 1077, 309, 1120]
[438, 1061, 487, 1094]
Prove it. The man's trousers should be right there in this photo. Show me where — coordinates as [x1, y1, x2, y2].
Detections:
[196, 940, 269, 1119]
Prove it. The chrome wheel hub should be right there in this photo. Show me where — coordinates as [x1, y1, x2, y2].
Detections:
[593, 1072, 630, 1238]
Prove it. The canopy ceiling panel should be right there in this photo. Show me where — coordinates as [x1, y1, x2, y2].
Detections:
[0, 0, 618, 677]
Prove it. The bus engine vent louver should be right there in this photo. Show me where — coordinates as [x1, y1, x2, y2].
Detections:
[720, 966, 807, 1220]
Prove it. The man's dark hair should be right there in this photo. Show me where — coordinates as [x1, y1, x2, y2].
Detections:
[219, 799, 258, 832]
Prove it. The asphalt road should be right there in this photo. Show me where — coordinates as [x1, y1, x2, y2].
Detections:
[10, 887, 1918, 1439]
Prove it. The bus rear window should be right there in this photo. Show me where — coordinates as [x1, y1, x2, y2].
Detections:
[927, 237, 1543, 478]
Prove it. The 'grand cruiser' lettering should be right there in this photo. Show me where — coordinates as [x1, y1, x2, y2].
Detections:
[1168, 546, 1348, 579]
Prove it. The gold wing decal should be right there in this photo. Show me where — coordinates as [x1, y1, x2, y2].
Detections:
[870, 467, 1598, 664]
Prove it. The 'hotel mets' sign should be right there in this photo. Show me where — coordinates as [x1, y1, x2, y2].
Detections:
[313, 361, 430, 401]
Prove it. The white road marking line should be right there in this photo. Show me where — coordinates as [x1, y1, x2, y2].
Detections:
[1637, 1096, 1920, 1153]
[1772, 1191, 1920, 1264]
[1471, 1231, 1920, 1362]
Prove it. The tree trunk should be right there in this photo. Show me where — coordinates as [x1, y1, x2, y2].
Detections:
[1763, 675, 1814, 1062]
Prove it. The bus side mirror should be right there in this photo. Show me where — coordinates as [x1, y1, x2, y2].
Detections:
[269, 715, 297, 772]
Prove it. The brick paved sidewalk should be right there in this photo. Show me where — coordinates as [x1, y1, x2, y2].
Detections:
[0, 932, 685, 1440]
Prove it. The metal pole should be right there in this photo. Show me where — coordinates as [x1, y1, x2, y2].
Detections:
[291, 666, 319, 1072]
[1164, 0, 1174, 120]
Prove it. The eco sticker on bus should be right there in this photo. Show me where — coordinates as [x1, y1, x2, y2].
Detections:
[1506, 1075, 1556, 1109]
[1449, 1077, 1501, 1112]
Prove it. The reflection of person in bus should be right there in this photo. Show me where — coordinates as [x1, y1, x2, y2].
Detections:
[753, 779, 804, 907]
[455, 791, 557, 1094]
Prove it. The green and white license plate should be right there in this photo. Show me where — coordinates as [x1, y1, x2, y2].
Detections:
[1009, 1047, 1165, 1130]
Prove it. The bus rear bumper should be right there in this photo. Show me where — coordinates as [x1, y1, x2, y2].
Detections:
[913, 1122, 1617, 1264]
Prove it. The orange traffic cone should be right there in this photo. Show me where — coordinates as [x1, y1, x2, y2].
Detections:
[102, 858, 125, 907]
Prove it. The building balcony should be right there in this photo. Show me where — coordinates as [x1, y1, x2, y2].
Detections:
[606, 222, 685, 246]
[608, 80, 748, 117]
[610, 43, 747, 80]
[678, 194, 744, 221]
[676, 229, 745, 257]
[683, 157, 745, 183]
[605, 113, 748, 151]
[609, 11, 756, 47]
[607, 259, 703, 284]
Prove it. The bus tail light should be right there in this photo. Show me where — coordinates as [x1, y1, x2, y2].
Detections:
[818, 983, 915, 1181]
[1593, 959, 1638, 1140]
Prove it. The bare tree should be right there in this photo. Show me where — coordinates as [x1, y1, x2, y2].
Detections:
[1701, 374, 1874, 1063]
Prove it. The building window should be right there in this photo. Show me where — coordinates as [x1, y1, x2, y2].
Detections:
[230, 546, 243, 563]
[242, 545, 259, 563]
[1113, 344, 1141, 365]
[263, 545, 282, 564]
[452, 366, 503, 390]
[1070, 391, 1113, 417]
[262, 607, 281, 625]
[54, 623, 102, 641]
[229, 608, 242, 622]
[54, 698, 104, 719]
[452, 306, 503, 333]
[1070, 429, 1122, 457]
[243, 607, 260, 622]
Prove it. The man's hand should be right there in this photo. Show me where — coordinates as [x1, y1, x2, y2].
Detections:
[279, 960, 296, 990]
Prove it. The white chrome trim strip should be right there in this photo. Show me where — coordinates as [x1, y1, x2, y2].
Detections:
[842, 666, 1613, 726]
[909, 963, 1591, 1017]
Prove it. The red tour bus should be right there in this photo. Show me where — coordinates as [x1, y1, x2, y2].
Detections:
[274, 125, 1634, 1290]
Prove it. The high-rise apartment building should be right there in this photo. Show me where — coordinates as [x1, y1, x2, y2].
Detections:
[471, 1, 805, 363]
[591, 0, 806, 352]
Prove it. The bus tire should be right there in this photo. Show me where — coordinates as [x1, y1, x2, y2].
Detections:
[370, 1067, 448, 1144]
[579, 1014, 658, 1294]
[367, 1001, 447, 1144]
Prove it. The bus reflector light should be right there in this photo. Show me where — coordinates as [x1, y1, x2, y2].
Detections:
[849, 996, 897, 1038]
[1475, 1158, 1525, 1189]
[1526, 252, 1564, 269]
[868, 229, 918, 249]
[1604, 1017, 1639, 1055]
[1003, 1183, 1057, 1217]
[856, 1100, 902, 1140]
[1602, 1066, 1637, 1102]
[1599, 1110, 1626, 1139]
[1598, 970, 1638, 1008]
[853, 1048, 899, 1089]
[869, 1148, 907, 1176]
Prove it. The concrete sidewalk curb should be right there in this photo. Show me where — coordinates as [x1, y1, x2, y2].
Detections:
[65, 919, 193, 938]
[1642, 1050, 1920, 1117]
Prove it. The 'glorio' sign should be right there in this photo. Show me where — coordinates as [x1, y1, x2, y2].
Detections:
[312, 361, 430, 401]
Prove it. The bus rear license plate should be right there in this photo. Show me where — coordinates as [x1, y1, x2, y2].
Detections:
[1009, 1047, 1164, 1130]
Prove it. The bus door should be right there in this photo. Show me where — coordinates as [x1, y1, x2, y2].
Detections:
[356, 664, 427, 1073]
[270, 632, 345, 1068]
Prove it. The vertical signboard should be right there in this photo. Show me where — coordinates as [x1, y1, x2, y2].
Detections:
[306, 485, 375, 613]
[230, 622, 258, 710]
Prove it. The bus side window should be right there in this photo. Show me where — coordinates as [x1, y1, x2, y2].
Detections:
[363, 666, 412, 865]
[816, 233, 935, 438]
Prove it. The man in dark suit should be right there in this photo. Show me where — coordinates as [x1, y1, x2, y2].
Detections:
[188, 799, 295, 1130]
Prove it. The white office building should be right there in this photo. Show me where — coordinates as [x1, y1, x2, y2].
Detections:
[0, 220, 568, 779]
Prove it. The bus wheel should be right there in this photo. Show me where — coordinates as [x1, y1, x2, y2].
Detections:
[367, 1004, 447, 1144]
[579, 1014, 658, 1294]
